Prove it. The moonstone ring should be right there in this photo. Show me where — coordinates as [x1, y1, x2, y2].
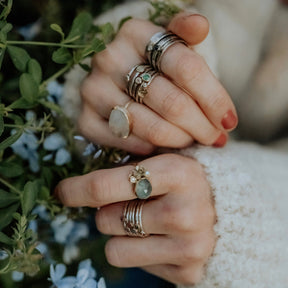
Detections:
[129, 165, 152, 200]
[108, 100, 133, 138]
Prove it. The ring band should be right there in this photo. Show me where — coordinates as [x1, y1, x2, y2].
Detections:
[145, 31, 187, 72]
[109, 100, 133, 138]
[122, 200, 149, 237]
[129, 165, 152, 199]
[126, 64, 159, 104]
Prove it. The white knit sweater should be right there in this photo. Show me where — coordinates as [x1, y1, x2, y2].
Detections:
[62, 1, 288, 287]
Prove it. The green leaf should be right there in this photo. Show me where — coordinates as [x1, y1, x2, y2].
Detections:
[0, 203, 19, 230]
[19, 73, 39, 103]
[21, 181, 39, 216]
[8, 97, 35, 109]
[0, 0, 13, 20]
[7, 46, 31, 72]
[81, 38, 105, 58]
[0, 189, 19, 208]
[65, 12, 93, 43]
[0, 47, 6, 70]
[118, 16, 132, 31]
[79, 63, 91, 72]
[0, 162, 24, 178]
[38, 186, 50, 201]
[52, 47, 72, 64]
[100, 23, 115, 43]
[28, 59, 42, 84]
[0, 115, 3, 137]
[0, 128, 23, 151]
[0, 232, 13, 245]
[50, 23, 65, 40]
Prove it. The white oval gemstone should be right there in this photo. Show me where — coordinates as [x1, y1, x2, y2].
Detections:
[109, 107, 131, 138]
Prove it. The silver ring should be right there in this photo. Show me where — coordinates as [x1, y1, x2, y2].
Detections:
[145, 31, 187, 72]
[108, 100, 133, 138]
[122, 200, 149, 237]
[126, 64, 159, 104]
[129, 165, 152, 200]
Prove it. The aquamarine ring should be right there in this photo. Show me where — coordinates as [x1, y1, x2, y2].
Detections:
[129, 165, 152, 200]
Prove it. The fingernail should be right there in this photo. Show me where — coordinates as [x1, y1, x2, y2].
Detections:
[221, 110, 238, 130]
[213, 133, 227, 148]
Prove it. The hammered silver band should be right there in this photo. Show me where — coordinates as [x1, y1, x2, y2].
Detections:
[122, 200, 149, 238]
[126, 64, 159, 104]
[145, 31, 187, 72]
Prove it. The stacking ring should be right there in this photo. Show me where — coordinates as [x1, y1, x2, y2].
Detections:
[145, 31, 187, 72]
[129, 165, 152, 199]
[126, 64, 159, 104]
[109, 100, 133, 138]
[122, 199, 149, 237]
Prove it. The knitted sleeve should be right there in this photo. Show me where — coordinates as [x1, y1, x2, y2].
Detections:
[177, 141, 288, 288]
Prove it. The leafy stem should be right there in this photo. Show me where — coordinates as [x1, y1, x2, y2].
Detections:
[0, 176, 22, 195]
[6, 40, 88, 49]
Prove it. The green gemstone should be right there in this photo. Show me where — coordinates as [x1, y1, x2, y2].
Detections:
[142, 73, 151, 82]
[135, 179, 152, 199]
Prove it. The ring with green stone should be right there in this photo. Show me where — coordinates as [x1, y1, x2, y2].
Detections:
[129, 165, 152, 200]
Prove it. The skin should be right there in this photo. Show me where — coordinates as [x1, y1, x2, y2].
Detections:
[78, 13, 238, 154]
[56, 13, 238, 285]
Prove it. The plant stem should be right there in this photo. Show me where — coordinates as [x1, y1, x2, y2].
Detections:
[6, 40, 87, 49]
[0, 177, 22, 195]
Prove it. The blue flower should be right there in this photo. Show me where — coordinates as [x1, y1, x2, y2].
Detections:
[43, 133, 71, 166]
[51, 215, 89, 264]
[49, 260, 99, 288]
[11, 129, 39, 173]
[0, 250, 8, 260]
[47, 81, 63, 104]
[12, 271, 24, 282]
[18, 19, 41, 40]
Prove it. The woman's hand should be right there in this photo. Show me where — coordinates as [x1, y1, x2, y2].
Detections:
[78, 13, 238, 155]
[55, 154, 216, 285]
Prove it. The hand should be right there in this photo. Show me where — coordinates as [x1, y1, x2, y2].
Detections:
[55, 154, 216, 285]
[78, 12, 238, 155]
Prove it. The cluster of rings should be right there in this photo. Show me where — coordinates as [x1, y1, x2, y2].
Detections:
[145, 31, 187, 72]
[122, 199, 149, 238]
[108, 31, 187, 139]
[126, 64, 159, 104]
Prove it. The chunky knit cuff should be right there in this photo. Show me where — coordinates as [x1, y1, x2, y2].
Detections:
[178, 141, 288, 288]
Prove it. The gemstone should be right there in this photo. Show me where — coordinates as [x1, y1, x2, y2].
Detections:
[109, 106, 131, 138]
[129, 176, 137, 183]
[135, 178, 152, 199]
[136, 66, 145, 72]
[142, 73, 151, 82]
[136, 77, 142, 84]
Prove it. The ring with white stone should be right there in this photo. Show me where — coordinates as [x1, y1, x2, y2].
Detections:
[145, 31, 187, 72]
[126, 64, 159, 104]
[122, 199, 149, 237]
[108, 100, 133, 138]
[129, 165, 152, 200]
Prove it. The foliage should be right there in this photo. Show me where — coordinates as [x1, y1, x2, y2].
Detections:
[0, 0, 183, 287]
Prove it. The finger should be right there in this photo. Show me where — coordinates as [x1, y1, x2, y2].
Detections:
[55, 154, 194, 208]
[105, 234, 212, 267]
[142, 263, 204, 285]
[78, 104, 155, 155]
[167, 12, 209, 46]
[94, 18, 237, 133]
[82, 72, 194, 148]
[96, 192, 215, 236]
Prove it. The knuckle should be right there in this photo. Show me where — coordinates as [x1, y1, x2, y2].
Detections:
[202, 88, 229, 113]
[176, 52, 206, 84]
[92, 48, 113, 73]
[161, 88, 188, 119]
[118, 18, 142, 38]
[146, 120, 168, 146]
[105, 239, 122, 267]
[87, 172, 111, 206]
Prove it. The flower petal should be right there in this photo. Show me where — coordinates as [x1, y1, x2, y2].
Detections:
[55, 148, 71, 166]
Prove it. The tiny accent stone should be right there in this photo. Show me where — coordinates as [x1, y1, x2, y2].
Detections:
[130, 176, 137, 183]
[142, 73, 151, 82]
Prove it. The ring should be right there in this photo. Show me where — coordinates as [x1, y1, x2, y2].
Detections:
[145, 31, 187, 72]
[129, 165, 152, 199]
[126, 64, 159, 104]
[122, 199, 149, 237]
[108, 100, 133, 138]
